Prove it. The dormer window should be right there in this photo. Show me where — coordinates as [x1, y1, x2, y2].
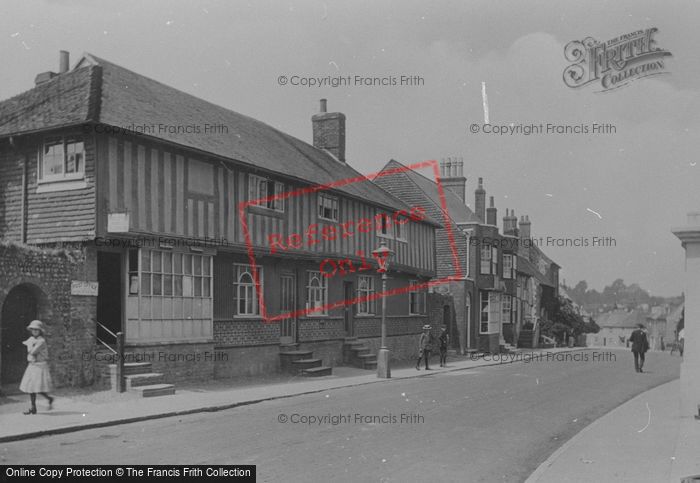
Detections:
[39, 137, 85, 182]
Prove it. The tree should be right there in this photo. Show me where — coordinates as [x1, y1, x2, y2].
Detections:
[540, 295, 595, 340]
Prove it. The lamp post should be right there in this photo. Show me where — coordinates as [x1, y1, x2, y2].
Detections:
[372, 242, 394, 378]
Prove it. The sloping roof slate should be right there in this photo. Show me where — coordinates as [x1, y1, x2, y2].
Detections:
[380, 159, 481, 224]
[0, 66, 98, 136]
[0, 54, 419, 214]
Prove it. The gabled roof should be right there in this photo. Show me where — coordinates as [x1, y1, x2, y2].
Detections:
[0, 53, 420, 215]
[378, 159, 481, 224]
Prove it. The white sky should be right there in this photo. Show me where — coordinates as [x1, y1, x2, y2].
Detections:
[2, 0, 698, 296]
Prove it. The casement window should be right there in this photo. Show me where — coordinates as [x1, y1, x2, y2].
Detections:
[480, 291, 490, 333]
[491, 246, 498, 275]
[480, 245, 491, 274]
[379, 213, 390, 236]
[248, 174, 284, 211]
[480, 290, 501, 333]
[125, 248, 213, 342]
[502, 294, 512, 323]
[357, 275, 376, 315]
[139, 250, 212, 298]
[234, 264, 263, 316]
[39, 137, 85, 182]
[409, 280, 426, 315]
[394, 217, 404, 240]
[318, 193, 339, 221]
[306, 271, 328, 315]
[503, 254, 516, 279]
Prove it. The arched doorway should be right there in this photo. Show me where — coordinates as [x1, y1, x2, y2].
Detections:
[1, 283, 49, 389]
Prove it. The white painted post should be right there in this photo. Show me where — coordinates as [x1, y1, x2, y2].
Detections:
[672, 212, 700, 417]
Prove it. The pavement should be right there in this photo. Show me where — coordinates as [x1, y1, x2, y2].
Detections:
[527, 370, 700, 483]
[1, 346, 698, 482]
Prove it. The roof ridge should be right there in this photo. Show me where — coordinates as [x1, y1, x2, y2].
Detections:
[379, 159, 460, 228]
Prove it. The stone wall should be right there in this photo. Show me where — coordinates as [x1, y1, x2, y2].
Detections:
[0, 242, 97, 388]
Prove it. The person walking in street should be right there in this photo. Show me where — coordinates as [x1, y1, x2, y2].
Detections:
[628, 323, 650, 373]
[438, 325, 450, 367]
[416, 325, 434, 370]
[678, 328, 685, 357]
[19, 320, 54, 414]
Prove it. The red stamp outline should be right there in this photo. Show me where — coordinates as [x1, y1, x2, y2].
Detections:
[238, 160, 462, 323]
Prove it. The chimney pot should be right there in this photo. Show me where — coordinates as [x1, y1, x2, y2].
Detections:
[475, 177, 486, 222]
[59, 50, 69, 74]
[319, 98, 327, 113]
[486, 195, 497, 226]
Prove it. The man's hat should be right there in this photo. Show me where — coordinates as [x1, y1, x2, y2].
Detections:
[422, 324, 432, 330]
[26, 320, 45, 332]
[637, 323, 645, 328]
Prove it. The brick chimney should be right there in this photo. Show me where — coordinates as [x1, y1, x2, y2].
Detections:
[312, 99, 346, 162]
[475, 177, 486, 222]
[439, 157, 466, 201]
[486, 196, 497, 226]
[503, 209, 514, 235]
[505, 209, 519, 235]
[519, 215, 531, 240]
[35, 50, 70, 86]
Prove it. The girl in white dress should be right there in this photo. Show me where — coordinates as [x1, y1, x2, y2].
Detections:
[19, 320, 54, 414]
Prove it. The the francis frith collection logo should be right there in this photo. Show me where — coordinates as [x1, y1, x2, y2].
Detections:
[563, 28, 672, 92]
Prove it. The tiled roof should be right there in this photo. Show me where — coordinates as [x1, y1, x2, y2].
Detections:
[596, 310, 649, 328]
[0, 53, 418, 214]
[0, 65, 99, 136]
[379, 159, 481, 224]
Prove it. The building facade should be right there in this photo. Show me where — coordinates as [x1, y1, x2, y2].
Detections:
[375, 159, 560, 354]
[0, 52, 437, 389]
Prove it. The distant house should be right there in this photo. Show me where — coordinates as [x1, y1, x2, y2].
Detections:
[0, 52, 438, 389]
[585, 309, 663, 349]
[374, 159, 560, 353]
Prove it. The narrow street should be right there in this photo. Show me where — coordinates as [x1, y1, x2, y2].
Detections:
[0, 349, 680, 482]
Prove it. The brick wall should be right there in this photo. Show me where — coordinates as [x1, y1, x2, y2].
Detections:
[214, 318, 280, 346]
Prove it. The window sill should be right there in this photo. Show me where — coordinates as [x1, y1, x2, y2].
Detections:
[318, 216, 339, 223]
[247, 204, 285, 218]
[36, 179, 87, 193]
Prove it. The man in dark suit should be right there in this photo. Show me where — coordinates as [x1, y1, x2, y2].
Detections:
[629, 323, 650, 373]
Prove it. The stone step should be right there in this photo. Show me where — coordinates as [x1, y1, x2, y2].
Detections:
[108, 362, 153, 376]
[124, 372, 165, 390]
[280, 350, 315, 372]
[291, 358, 323, 370]
[363, 361, 377, 369]
[302, 366, 332, 377]
[130, 383, 176, 397]
[280, 350, 313, 357]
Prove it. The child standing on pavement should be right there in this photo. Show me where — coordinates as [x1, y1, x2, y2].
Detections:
[19, 320, 54, 414]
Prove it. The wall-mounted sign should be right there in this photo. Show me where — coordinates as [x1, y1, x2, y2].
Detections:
[71, 281, 99, 297]
[107, 212, 130, 233]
